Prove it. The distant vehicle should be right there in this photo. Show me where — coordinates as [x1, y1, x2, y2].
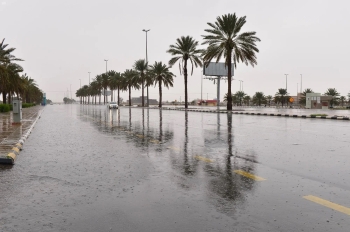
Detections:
[107, 102, 118, 109]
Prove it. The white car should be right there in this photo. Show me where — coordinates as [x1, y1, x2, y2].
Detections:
[107, 102, 118, 109]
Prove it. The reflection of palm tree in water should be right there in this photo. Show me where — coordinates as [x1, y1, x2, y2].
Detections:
[159, 109, 163, 142]
[182, 111, 197, 175]
[128, 107, 132, 130]
[205, 112, 257, 215]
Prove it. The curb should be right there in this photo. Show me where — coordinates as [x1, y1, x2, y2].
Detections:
[160, 108, 350, 121]
[0, 109, 43, 165]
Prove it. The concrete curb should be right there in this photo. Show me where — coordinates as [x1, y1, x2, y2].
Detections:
[161, 108, 350, 121]
[0, 109, 43, 165]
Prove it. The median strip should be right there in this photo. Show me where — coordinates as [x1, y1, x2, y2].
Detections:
[303, 195, 350, 216]
[233, 170, 266, 181]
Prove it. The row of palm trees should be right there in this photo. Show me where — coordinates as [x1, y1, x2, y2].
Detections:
[76, 13, 261, 110]
[223, 88, 349, 107]
[0, 39, 43, 104]
[76, 61, 175, 107]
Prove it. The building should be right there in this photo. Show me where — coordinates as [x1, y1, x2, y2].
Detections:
[126, 96, 158, 105]
[306, 93, 333, 109]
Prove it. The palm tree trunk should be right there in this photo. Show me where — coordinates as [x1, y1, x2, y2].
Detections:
[147, 86, 149, 107]
[227, 51, 232, 111]
[129, 84, 131, 106]
[2, 91, 6, 104]
[159, 78, 162, 108]
[184, 60, 188, 109]
[142, 74, 144, 107]
[117, 88, 120, 106]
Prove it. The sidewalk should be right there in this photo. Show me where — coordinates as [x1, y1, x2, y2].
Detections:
[0, 105, 43, 164]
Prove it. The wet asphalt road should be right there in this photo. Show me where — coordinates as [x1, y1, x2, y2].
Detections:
[1, 105, 349, 231]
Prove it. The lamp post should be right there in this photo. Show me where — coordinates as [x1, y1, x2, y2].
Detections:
[104, 60, 108, 104]
[143, 29, 150, 107]
[284, 74, 288, 92]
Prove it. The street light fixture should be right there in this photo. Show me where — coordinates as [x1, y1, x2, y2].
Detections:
[284, 74, 288, 92]
[143, 29, 150, 106]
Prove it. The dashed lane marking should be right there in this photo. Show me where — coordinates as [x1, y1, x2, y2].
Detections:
[303, 195, 350, 216]
[195, 155, 214, 163]
[167, 146, 181, 151]
[233, 170, 266, 181]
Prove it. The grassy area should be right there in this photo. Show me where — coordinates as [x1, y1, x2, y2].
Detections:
[310, 114, 328, 116]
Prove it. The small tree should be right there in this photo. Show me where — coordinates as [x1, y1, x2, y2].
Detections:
[253, 92, 265, 106]
[324, 88, 340, 107]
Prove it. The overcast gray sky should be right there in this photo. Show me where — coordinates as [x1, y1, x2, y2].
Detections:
[1, 0, 349, 102]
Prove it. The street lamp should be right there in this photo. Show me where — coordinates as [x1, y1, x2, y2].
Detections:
[284, 74, 288, 92]
[143, 29, 150, 106]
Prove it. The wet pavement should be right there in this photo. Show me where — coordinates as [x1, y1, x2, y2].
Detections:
[0, 104, 349, 231]
[0, 106, 43, 157]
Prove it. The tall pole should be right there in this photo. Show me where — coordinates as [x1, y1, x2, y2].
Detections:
[242, 81, 244, 91]
[300, 74, 302, 93]
[201, 71, 203, 106]
[104, 60, 108, 104]
[297, 83, 299, 107]
[217, 77, 220, 110]
[285, 74, 288, 92]
[143, 29, 150, 107]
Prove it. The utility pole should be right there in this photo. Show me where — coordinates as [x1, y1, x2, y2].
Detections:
[285, 74, 288, 92]
[201, 71, 203, 106]
[143, 29, 150, 107]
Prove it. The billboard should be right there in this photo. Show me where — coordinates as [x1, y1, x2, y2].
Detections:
[203, 62, 234, 77]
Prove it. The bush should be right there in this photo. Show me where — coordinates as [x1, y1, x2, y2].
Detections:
[22, 103, 36, 108]
[0, 104, 11, 112]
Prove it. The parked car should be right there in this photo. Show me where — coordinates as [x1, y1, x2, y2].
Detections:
[107, 102, 118, 109]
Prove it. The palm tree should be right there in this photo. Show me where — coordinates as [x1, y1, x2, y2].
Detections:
[339, 96, 346, 107]
[167, 36, 203, 109]
[109, 71, 122, 104]
[299, 88, 313, 106]
[202, 13, 260, 111]
[134, 59, 148, 107]
[266, 95, 272, 107]
[243, 95, 251, 106]
[234, 91, 246, 106]
[275, 88, 288, 107]
[324, 88, 340, 107]
[148, 61, 175, 107]
[122, 69, 139, 106]
[224, 93, 238, 106]
[253, 92, 265, 106]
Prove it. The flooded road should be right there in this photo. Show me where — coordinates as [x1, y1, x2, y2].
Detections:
[1, 105, 349, 231]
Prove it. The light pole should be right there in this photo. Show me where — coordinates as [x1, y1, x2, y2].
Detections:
[239, 80, 243, 91]
[300, 74, 302, 93]
[104, 60, 108, 104]
[143, 29, 150, 107]
[285, 74, 288, 92]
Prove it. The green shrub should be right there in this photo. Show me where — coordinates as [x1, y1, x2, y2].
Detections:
[22, 103, 36, 108]
[0, 104, 11, 112]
